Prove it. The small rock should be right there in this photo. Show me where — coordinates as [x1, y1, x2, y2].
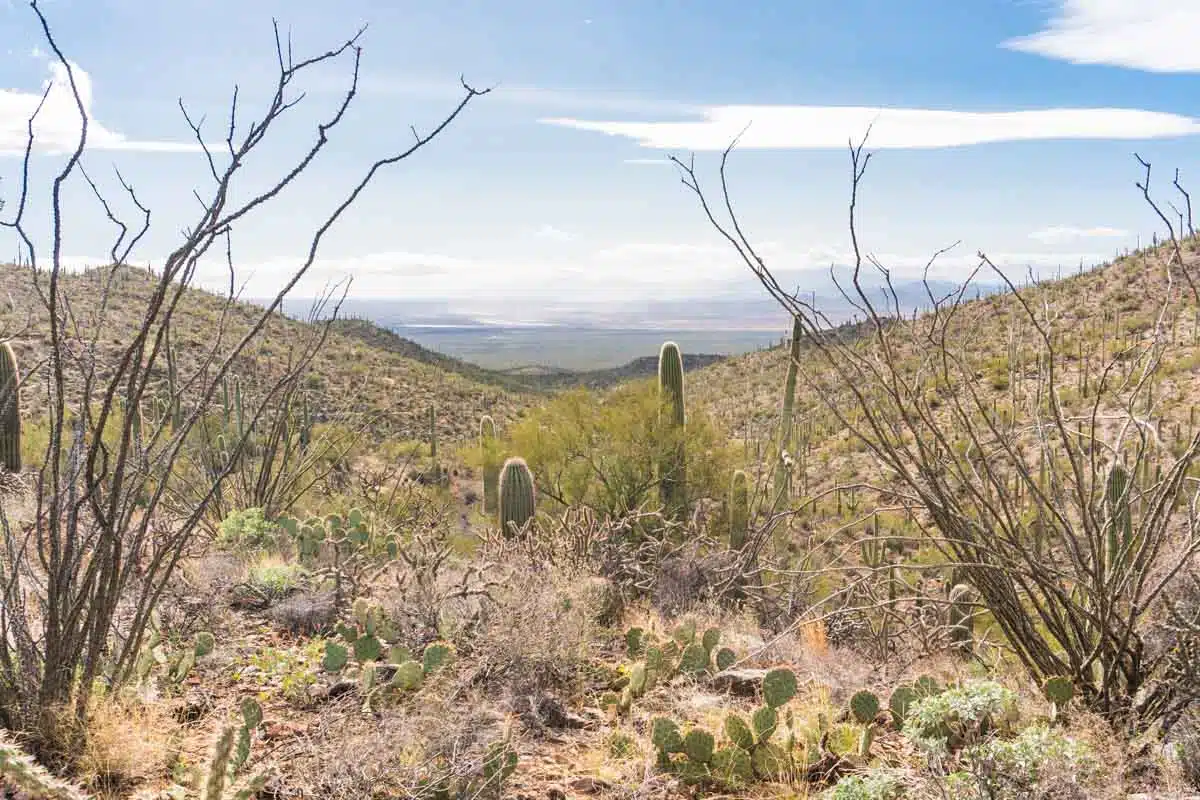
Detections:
[568, 777, 612, 794]
[710, 668, 769, 697]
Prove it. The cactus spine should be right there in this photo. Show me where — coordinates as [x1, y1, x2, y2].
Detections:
[498, 456, 535, 537]
[657, 341, 686, 515]
[729, 470, 749, 549]
[479, 415, 500, 515]
[774, 316, 802, 503]
[0, 341, 21, 473]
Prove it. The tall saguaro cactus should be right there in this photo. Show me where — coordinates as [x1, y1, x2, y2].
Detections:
[0, 342, 20, 473]
[657, 341, 686, 515]
[729, 469, 750, 549]
[498, 456, 536, 537]
[774, 315, 803, 502]
[479, 414, 500, 514]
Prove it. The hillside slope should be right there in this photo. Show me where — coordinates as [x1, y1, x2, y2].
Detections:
[0, 263, 534, 443]
[689, 240, 1200, 492]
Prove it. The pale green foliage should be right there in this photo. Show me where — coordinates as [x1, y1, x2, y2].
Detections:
[504, 380, 733, 518]
[948, 725, 1097, 799]
[905, 681, 1019, 754]
[216, 508, 279, 552]
[826, 769, 905, 800]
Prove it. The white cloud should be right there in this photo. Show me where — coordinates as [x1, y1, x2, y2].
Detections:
[1028, 225, 1129, 244]
[0, 60, 203, 156]
[1002, 1, 1200, 72]
[541, 104, 1200, 150]
[531, 224, 574, 242]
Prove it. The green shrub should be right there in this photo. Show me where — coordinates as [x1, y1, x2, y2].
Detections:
[217, 507, 279, 552]
[247, 558, 309, 600]
[827, 769, 906, 800]
[504, 380, 734, 518]
[948, 725, 1097, 799]
[904, 680, 1019, 754]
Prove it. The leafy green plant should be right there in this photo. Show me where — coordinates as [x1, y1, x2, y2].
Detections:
[502, 381, 732, 520]
[904, 680, 1019, 754]
[215, 507, 280, 552]
[825, 769, 905, 800]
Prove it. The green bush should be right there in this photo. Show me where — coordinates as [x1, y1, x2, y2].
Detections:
[217, 507, 279, 552]
[904, 680, 1019, 754]
[827, 769, 906, 800]
[247, 558, 309, 600]
[503, 380, 734, 518]
[947, 725, 1097, 799]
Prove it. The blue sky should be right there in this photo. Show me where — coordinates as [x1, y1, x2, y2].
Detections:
[2, 0, 1199, 325]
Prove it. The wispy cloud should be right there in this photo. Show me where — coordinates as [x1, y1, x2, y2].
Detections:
[0, 60, 203, 155]
[1029, 225, 1130, 244]
[541, 104, 1200, 150]
[1002, 1, 1200, 72]
[348, 74, 700, 116]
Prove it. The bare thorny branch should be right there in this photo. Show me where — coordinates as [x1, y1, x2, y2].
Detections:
[0, 0, 489, 737]
[670, 127, 1200, 730]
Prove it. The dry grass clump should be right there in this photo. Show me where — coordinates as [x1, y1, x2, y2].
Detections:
[75, 694, 177, 799]
[272, 697, 509, 800]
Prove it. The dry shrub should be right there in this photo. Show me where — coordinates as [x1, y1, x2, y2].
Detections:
[465, 561, 599, 703]
[276, 697, 508, 800]
[76, 694, 176, 798]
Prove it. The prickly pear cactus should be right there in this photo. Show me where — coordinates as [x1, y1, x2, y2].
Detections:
[498, 457, 536, 537]
[715, 647, 736, 672]
[422, 641, 453, 675]
[761, 668, 797, 709]
[323, 641, 349, 672]
[849, 690, 880, 724]
[391, 660, 424, 691]
[724, 714, 755, 751]
[678, 644, 710, 674]
[682, 729, 714, 764]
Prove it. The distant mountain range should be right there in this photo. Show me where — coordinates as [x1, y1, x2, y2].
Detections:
[271, 272, 1005, 331]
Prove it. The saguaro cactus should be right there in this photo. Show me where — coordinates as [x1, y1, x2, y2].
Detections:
[498, 456, 536, 536]
[729, 469, 749, 549]
[0, 342, 20, 473]
[657, 341, 686, 515]
[947, 582, 975, 655]
[479, 415, 500, 514]
[774, 315, 803, 503]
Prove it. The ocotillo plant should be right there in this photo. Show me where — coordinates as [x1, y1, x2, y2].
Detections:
[0, 342, 19, 473]
[657, 341, 686, 515]
[773, 315, 802, 504]
[498, 456, 535, 537]
[479, 415, 500, 514]
[729, 469, 749, 549]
